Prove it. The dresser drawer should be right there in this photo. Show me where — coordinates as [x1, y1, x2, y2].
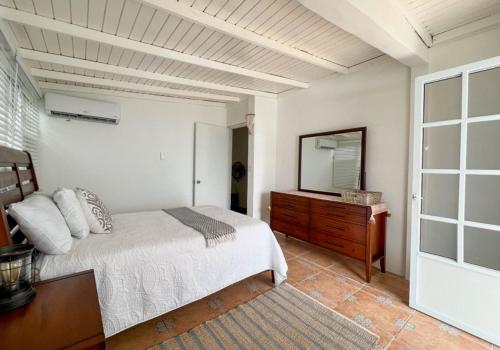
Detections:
[311, 199, 367, 225]
[271, 219, 309, 241]
[271, 192, 309, 211]
[310, 233, 366, 260]
[311, 216, 366, 243]
[272, 206, 309, 227]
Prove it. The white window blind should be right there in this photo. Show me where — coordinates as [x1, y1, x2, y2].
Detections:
[0, 47, 40, 162]
[332, 140, 362, 189]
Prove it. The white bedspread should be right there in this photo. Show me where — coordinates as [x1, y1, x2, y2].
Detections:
[36, 206, 288, 337]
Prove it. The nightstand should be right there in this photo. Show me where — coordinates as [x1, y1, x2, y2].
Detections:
[0, 270, 105, 350]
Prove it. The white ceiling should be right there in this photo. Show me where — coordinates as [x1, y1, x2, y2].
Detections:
[403, 0, 500, 36]
[0, 0, 499, 103]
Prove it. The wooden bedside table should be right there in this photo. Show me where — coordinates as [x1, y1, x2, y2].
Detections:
[0, 270, 105, 350]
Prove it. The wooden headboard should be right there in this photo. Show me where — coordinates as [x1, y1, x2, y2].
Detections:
[0, 145, 38, 246]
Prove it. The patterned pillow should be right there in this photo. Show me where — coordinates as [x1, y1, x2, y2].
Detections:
[75, 188, 112, 234]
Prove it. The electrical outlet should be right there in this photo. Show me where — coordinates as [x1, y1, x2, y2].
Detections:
[160, 152, 166, 160]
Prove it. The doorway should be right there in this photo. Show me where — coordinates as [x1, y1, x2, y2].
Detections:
[230, 127, 248, 215]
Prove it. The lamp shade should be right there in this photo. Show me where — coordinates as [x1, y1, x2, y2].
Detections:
[0, 244, 36, 312]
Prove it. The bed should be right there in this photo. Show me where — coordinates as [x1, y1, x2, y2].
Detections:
[0, 146, 288, 337]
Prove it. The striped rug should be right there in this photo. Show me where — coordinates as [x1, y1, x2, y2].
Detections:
[149, 283, 379, 350]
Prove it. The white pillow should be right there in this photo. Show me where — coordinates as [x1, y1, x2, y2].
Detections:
[53, 188, 90, 239]
[75, 188, 112, 234]
[9, 195, 72, 254]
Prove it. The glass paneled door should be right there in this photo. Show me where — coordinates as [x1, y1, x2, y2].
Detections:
[410, 57, 500, 346]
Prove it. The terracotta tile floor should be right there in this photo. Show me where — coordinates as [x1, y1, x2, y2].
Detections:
[107, 233, 496, 349]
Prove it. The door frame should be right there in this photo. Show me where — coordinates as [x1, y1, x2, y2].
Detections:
[410, 55, 500, 345]
[229, 121, 253, 215]
[229, 124, 250, 214]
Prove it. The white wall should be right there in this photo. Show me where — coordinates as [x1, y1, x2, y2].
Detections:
[428, 27, 500, 73]
[226, 97, 248, 126]
[276, 56, 410, 276]
[252, 96, 278, 222]
[37, 92, 227, 213]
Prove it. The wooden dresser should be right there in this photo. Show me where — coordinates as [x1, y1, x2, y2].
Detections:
[271, 191, 389, 282]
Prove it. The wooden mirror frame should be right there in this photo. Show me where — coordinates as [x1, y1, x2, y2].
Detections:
[298, 127, 366, 196]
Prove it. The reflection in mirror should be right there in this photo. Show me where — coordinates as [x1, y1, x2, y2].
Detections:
[299, 129, 365, 195]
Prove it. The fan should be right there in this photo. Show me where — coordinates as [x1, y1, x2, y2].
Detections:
[232, 161, 246, 182]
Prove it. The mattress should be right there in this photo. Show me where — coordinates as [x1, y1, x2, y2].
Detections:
[36, 206, 287, 337]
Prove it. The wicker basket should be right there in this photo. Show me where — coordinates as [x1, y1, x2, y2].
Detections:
[342, 190, 382, 205]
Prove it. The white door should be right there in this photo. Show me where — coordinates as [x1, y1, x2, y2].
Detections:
[410, 56, 500, 346]
[194, 123, 231, 209]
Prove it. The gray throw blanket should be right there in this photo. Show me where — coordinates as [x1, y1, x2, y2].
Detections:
[163, 207, 236, 247]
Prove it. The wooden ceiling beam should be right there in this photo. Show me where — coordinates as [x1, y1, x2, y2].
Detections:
[0, 7, 308, 89]
[31, 69, 240, 102]
[297, 0, 429, 66]
[38, 82, 226, 107]
[18, 49, 276, 98]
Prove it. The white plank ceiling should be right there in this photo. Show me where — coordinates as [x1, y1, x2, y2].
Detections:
[0, 0, 499, 103]
[403, 0, 500, 36]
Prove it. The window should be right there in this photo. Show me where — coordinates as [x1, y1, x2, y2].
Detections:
[416, 62, 500, 273]
[0, 45, 40, 163]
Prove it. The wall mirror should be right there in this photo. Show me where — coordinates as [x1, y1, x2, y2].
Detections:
[299, 127, 366, 196]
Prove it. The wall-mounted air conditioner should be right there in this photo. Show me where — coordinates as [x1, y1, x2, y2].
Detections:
[316, 138, 337, 150]
[45, 92, 120, 125]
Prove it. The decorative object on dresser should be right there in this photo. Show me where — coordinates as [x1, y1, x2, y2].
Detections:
[0, 244, 36, 312]
[342, 189, 383, 206]
[0, 270, 105, 350]
[271, 191, 388, 282]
